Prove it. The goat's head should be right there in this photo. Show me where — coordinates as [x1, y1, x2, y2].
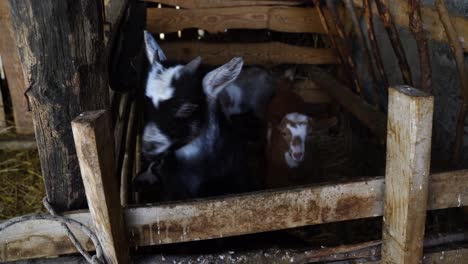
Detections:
[142, 31, 243, 156]
[274, 113, 314, 168]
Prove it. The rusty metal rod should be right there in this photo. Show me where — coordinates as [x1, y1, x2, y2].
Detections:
[363, 0, 389, 92]
[409, 0, 432, 94]
[344, 0, 380, 108]
[325, 0, 363, 96]
[375, 0, 414, 86]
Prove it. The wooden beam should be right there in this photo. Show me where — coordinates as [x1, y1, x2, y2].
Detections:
[7, 0, 110, 211]
[0, 2, 33, 134]
[147, 6, 327, 34]
[72, 110, 129, 264]
[306, 67, 387, 140]
[294, 80, 331, 104]
[145, 0, 303, 9]
[1, 170, 466, 262]
[382, 86, 434, 263]
[352, 0, 468, 52]
[159, 41, 338, 65]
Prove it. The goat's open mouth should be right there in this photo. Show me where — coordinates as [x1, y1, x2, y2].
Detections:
[288, 151, 304, 162]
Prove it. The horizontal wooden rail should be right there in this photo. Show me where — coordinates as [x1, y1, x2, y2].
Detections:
[147, 6, 326, 34]
[1, 170, 467, 262]
[352, 0, 468, 52]
[4, 237, 468, 263]
[159, 41, 338, 65]
[145, 0, 303, 9]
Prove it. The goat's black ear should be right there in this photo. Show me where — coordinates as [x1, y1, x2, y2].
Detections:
[184, 56, 202, 74]
[144, 30, 167, 63]
[203, 57, 243, 98]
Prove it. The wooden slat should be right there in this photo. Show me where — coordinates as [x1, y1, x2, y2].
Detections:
[382, 86, 434, 263]
[146, 0, 303, 9]
[1, 170, 466, 262]
[72, 110, 129, 264]
[147, 6, 326, 34]
[159, 41, 338, 65]
[352, 0, 468, 52]
[0, 2, 33, 134]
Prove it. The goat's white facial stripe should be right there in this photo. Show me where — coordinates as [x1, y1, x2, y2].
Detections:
[142, 123, 171, 155]
[285, 112, 308, 123]
[146, 65, 183, 108]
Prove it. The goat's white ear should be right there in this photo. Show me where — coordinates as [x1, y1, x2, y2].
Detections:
[203, 57, 243, 98]
[184, 56, 202, 74]
[144, 30, 167, 63]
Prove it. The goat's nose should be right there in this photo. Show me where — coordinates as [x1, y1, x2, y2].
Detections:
[292, 152, 303, 161]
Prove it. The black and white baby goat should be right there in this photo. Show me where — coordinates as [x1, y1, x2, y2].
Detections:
[135, 32, 259, 201]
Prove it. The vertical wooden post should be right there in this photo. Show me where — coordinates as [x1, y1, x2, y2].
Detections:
[7, 1, 110, 211]
[382, 86, 434, 263]
[72, 110, 129, 264]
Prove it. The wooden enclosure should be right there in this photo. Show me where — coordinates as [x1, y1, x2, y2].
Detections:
[1, 0, 468, 263]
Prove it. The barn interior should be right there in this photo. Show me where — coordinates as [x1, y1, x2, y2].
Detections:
[0, 0, 467, 263]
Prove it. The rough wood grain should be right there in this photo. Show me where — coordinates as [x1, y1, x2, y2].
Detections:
[147, 6, 326, 34]
[382, 86, 434, 264]
[0, 2, 33, 134]
[7, 1, 110, 211]
[1, 169, 467, 262]
[72, 110, 129, 264]
[352, 0, 468, 52]
[145, 0, 303, 9]
[306, 67, 387, 140]
[159, 41, 338, 65]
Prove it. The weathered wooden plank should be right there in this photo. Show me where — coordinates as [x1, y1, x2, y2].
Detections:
[147, 6, 326, 34]
[306, 67, 387, 140]
[7, 1, 110, 211]
[159, 41, 338, 65]
[1, 170, 466, 262]
[145, 0, 303, 9]
[0, 2, 33, 134]
[382, 86, 434, 263]
[72, 110, 129, 264]
[352, 0, 468, 52]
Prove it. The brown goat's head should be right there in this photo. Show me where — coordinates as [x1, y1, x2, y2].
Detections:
[269, 112, 314, 168]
